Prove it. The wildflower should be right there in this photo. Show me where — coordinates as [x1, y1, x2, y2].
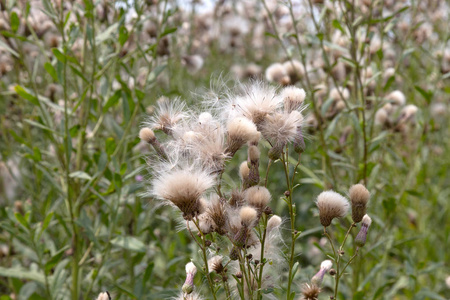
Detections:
[182, 262, 197, 294]
[182, 55, 204, 74]
[234, 81, 282, 127]
[151, 167, 214, 220]
[349, 184, 370, 223]
[386, 90, 405, 106]
[311, 260, 333, 286]
[246, 145, 260, 188]
[139, 127, 167, 159]
[316, 191, 349, 227]
[267, 215, 282, 231]
[281, 86, 306, 113]
[355, 214, 372, 247]
[226, 117, 259, 156]
[300, 283, 321, 300]
[96, 292, 111, 300]
[375, 108, 389, 126]
[283, 60, 305, 83]
[146, 98, 186, 135]
[244, 186, 271, 214]
[208, 255, 224, 274]
[265, 63, 290, 85]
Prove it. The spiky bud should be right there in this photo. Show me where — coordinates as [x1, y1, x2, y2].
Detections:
[349, 184, 370, 223]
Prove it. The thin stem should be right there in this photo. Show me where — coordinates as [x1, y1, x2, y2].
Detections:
[192, 218, 218, 300]
[256, 214, 268, 299]
[264, 159, 272, 188]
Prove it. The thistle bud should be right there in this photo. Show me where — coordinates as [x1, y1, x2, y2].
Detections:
[349, 184, 370, 223]
[311, 260, 333, 286]
[182, 262, 197, 294]
[139, 127, 167, 159]
[355, 214, 372, 247]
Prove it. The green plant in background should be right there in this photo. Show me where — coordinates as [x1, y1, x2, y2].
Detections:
[0, 0, 449, 299]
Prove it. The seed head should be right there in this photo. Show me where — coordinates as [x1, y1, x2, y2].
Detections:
[349, 184, 370, 223]
[152, 168, 214, 220]
[208, 256, 224, 274]
[96, 292, 111, 300]
[239, 161, 250, 182]
[267, 215, 282, 232]
[282, 86, 306, 113]
[245, 186, 271, 213]
[301, 283, 321, 300]
[375, 108, 388, 126]
[240, 206, 258, 227]
[139, 127, 156, 143]
[316, 191, 349, 227]
[386, 90, 405, 106]
[283, 60, 305, 83]
[226, 117, 258, 156]
[265, 63, 289, 84]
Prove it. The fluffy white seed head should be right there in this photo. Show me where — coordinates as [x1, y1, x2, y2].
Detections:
[386, 90, 406, 106]
[96, 292, 111, 300]
[226, 117, 259, 155]
[248, 145, 260, 163]
[182, 55, 204, 74]
[186, 262, 197, 275]
[146, 98, 186, 135]
[349, 184, 370, 223]
[316, 190, 349, 227]
[151, 168, 214, 220]
[245, 186, 271, 211]
[139, 127, 155, 143]
[430, 102, 447, 118]
[282, 86, 306, 113]
[265, 63, 289, 84]
[261, 112, 302, 147]
[208, 255, 224, 273]
[267, 215, 282, 231]
[330, 87, 350, 101]
[239, 161, 250, 181]
[240, 206, 258, 227]
[400, 104, 418, 120]
[283, 60, 305, 81]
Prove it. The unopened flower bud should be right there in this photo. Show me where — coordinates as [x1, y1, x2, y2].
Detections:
[355, 214, 372, 247]
[311, 260, 333, 286]
[182, 262, 197, 294]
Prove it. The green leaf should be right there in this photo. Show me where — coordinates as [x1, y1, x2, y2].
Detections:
[0, 39, 19, 57]
[159, 27, 177, 38]
[119, 25, 129, 46]
[110, 236, 146, 252]
[10, 12, 20, 33]
[15, 85, 39, 105]
[332, 19, 345, 34]
[44, 62, 58, 81]
[103, 90, 122, 112]
[0, 267, 45, 284]
[41, 212, 54, 234]
[69, 171, 92, 180]
[52, 48, 66, 63]
[15, 212, 29, 229]
[414, 85, 432, 103]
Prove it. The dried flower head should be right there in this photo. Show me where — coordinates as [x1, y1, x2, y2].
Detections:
[267, 215, 282, 231]
[283, 60, 305, 83]
[316, 191, 349, 227]
[96, 291, 111, 300]
[226, 117, 258, 156]
[239, 206, 258, 227]
[349, 184, 370, 223]
[355, 214, 372, 247]
[139, 127, 156, 143]
[386, 90, 406, 106]
[282, 86, 306, 113]
[244, 186, 271, 213]
[151, 168, 214, 220]
[375, 108, 389, 126]
[146, 98, 186, 135]
[239, 161, 250, 182]
[208, 255, 224, 274]
[265, 62, 289, 84]
[300, 283, 321, 300]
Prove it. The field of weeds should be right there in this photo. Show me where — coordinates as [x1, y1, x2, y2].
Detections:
[0, 0, 449, 299]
